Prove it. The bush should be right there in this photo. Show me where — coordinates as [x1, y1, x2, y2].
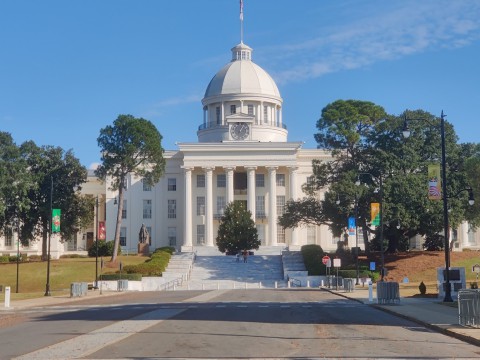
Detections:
[99, 273, 142, 281]
[122, 247, 172, 276]
[0, 255, 9, 263]
[88, 240, 121, 257]
[301, 244, 325, 275]
[28, 255, 42, 262]
[60, 254, 88, 259]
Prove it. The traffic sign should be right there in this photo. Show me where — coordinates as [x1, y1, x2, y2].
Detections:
[322, 256, 330, 265]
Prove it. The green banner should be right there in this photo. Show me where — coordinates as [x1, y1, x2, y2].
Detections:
[52, 209, 61, 233]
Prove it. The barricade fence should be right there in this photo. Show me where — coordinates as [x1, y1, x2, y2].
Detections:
[377, 281, 400, 304]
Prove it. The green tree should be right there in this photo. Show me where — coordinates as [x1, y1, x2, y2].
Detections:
[0, 132, 32, 240]
[280, 100, 479, 253]
[95, 114, 165, 263]
[17, 141, 90, 258]
[216, 201, 260, 254]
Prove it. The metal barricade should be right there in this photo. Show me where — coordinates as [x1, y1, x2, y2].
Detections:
[326, 276, 343, 289]
[458, 289, 480, 327]
[117, 279, 129, 292]
[376, 281, 400, 304]
[344, 278, 355, 292]
[70, 282, 88, 297]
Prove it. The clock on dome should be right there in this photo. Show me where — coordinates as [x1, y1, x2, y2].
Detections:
[230, 122, 250, 140]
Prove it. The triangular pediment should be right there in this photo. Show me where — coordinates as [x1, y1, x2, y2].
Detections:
[226, 112, 255, 124]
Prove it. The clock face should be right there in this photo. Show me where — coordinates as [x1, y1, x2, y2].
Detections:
[230, 122, 250, 140]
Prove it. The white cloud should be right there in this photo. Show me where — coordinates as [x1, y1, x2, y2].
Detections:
[267, 1, 480, 84]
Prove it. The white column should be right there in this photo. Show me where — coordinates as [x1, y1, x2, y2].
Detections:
[267, 167, 277, 246]
[225, 167, 235, 204]
[462, 222, 470, 248]
[246, 167, 257, 222]
[289, 167, 299, 246]
[205, 167, 214, 246]
[221, 101, 225, 125]
[183, 167, 193, 248]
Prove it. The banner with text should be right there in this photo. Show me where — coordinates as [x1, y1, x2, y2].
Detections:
[52, 209, 61, 233]
[371, 203, 380, 226]
[428, 164, 441, 200]
[98, 221, 106, 240]
[348, 216, 356, 235]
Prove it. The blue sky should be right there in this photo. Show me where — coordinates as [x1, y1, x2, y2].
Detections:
[1, 0, 479, 169]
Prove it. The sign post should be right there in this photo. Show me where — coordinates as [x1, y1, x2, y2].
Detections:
[333, 258, 341, 290]
[322, 255, 331, 277]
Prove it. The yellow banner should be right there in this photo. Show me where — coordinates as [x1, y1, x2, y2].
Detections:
[371, 203, 380, 226]
[428, 164, 441, 200]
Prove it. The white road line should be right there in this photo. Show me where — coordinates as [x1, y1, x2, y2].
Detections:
[13, 308, 184, 360]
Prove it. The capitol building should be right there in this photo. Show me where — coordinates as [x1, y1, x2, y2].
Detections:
[1, 39, 478, 257]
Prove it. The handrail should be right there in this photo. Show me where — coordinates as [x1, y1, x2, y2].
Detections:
[160, 276, 184, 291]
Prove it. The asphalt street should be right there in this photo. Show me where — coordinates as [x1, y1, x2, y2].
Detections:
[1, 289, 479, 359]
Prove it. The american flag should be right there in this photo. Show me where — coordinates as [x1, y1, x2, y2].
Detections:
[240, 0, 244, 21]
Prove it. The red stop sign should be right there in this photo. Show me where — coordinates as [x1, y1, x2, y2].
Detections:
[322, 256, 330, 265]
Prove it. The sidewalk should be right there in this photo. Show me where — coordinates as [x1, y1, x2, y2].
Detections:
[0, 290, 123, 311]
[328, 286, 480, 347]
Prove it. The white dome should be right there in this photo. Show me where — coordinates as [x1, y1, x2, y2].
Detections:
[204, 43, 281, 100]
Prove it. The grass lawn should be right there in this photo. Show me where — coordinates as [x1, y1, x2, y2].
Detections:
[0, 255, 147, 301]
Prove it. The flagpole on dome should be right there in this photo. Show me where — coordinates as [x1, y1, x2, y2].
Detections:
[240, 0, 244, 43]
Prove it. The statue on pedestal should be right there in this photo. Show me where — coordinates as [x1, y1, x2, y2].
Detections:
[138, 224, 150, 255]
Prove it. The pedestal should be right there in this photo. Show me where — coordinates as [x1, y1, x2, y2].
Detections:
[138, 243, 150, 256]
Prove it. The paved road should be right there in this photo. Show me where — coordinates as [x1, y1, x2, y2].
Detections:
[1, 289, 480, 359]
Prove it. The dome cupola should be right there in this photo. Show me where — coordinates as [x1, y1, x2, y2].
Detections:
[198, 42, 287, 143]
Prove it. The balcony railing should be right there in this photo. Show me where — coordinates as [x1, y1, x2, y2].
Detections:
[198, 122, 288, 131]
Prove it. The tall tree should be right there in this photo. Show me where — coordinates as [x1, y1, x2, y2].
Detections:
[216, 201, 260, 254]
[95, 114, 165, 262]
[280, 101, 479, 253]
[0, 132, 31, 239]
[18, 141, 89, 257]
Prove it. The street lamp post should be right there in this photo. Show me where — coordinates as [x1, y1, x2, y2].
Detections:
[16, 218, 20, 293]
[354, 195, 360, 285]
[44, 176, 53, 297]
[403, 110, 475, 302]
[357, 173, 385, 281]
[95, 195, 99, 289]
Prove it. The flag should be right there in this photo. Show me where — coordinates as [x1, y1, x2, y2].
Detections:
[428, 164, 441, 200]
[240, 0, 244, 21]
[348, 216, 356, 235]
[371, 203, 380, 226]
[52, 209, 61, 233]
[98, 221, 106, 240]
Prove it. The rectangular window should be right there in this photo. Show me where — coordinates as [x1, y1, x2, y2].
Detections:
[143, 199, 152, 219]
[468, 224, 476, 244]
[197, 174, 205, 188]
[263, 105, 268, 123]
[142, 179, 152, 191]
[197, 196, 205, 216]
[307, 226, 316, 244]
[276, 174, 285, 186]
[168, 199, 176, 219]
[216, 106, 221, 124]
[256, 195, 265, 218]
[168, 178, 176, 191]
[257, 224, 265, 245]
[197, 225, 205, 245]
[256, 174, 265, 187]
[146, 226, 152, 245]
[120, 227, 127, 246]
[217, 174, 226, 188]
[217, 196, 226, 216]
[276, 195, 286, 216]
[277, 225, 285, 243]
[230, 104, 236, 114]
[122, 200, 127, 219]
[247, 104, 254, 116]
[5, 227, 12, 247]
[168, 227, 177, 246]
